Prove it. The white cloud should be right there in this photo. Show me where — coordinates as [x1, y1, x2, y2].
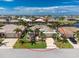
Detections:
[0, 5, 79, 15]
[12, 5, 79, 15]
[0, 0, 14, 2]
[13, 5, 77, 12]
[0, 7, 5, 10]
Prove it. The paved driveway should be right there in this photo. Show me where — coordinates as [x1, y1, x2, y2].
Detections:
[0, 38, 18, 49]
[45, 38, 57, 49]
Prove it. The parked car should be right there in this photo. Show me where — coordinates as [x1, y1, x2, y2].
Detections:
[69, 37, 77, 44]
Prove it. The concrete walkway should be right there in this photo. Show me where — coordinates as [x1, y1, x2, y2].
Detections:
[0, 38, 18, 49]
[67, 39, 79, 48]
[45, 38, 58, 49]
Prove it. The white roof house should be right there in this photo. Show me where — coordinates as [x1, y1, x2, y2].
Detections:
[18, 17, 32, 22]
[35, 19, 45, 22]
[22, 18, 32, 22]
[18, 17, 21, 19]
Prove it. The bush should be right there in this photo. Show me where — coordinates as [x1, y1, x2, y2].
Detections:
[0, 24, 4, 27]
[0, 38, 4, 46]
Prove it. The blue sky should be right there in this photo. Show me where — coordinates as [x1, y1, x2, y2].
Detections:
[0, 0, 79, 15]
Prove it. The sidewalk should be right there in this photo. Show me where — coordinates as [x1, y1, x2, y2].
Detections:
[45, 38, 58, 49]
[0, 38, 18, 49]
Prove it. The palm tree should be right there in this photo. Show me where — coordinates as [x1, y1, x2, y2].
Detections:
[0, 39, 3, 43]
[14, 28, 22, 40]
[61, 35, 67, 43]
[52, 32, 62, 42]
[0, 23, 4, 28]
[52, 33, 58, 41]
[15, 16, 19, 20]
[59, 16, 65, 20]
[31, 16, 37, 21]
[35, 28, 40, 36]
[0, 33, 5, 46]
[74, 31, 79, 41]
[51, 22, 62, 30]
[18, 20, 28, 27]
[39, 31, 46, 41]
[44, 15, 51, 23]
[18, 20, 29, 34]
[0, 37, 4, 45]
[0, 24, 5, 45]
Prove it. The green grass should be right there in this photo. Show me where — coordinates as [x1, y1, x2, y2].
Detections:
[57, 20, 77, 24]
[54, 40, 73, 48]
[13, 40, 46, 48]
[13, 33, 46, 48]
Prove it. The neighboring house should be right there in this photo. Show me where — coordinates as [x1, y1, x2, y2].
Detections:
[0, 19, 19, 24]
[0, 15, 78, 38]
[58, 27, 79, 38]
[0, 16, 8, 19]
[0, 24, 25, 38]
[35, 18, 45, 22]
[65, 16, 78, 21]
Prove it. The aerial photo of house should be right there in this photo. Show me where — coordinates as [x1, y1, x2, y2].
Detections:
[0, 15, 79, 49]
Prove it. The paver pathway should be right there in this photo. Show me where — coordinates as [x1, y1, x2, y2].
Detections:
[45, 38, 58, 49]
[0, 38, 18, 49]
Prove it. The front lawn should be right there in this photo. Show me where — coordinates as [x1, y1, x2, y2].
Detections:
[13, 40, 46, 48]
[54, 40, 73, 48]
[53, 33, 73, 48]
[13, 33, 46, 48]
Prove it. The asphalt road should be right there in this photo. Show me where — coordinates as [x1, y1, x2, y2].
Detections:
[0, 49, 79, 58]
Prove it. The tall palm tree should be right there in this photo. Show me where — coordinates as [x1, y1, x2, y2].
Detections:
[14, 28, 22, 39]
[74, 31, 79, 41]
[31, 16, 37, 21]
[52, 32, 62, 42]
[44, 15, 51, 23]
[0, 33, 4, 45]
[51, 22, 62, 30]
[18, 20, 28, 27]
[59, 16, 65, 20]
[18, 20, 30, 33]
[52, 33, 58, 41]
[39, 31, 46, 41]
